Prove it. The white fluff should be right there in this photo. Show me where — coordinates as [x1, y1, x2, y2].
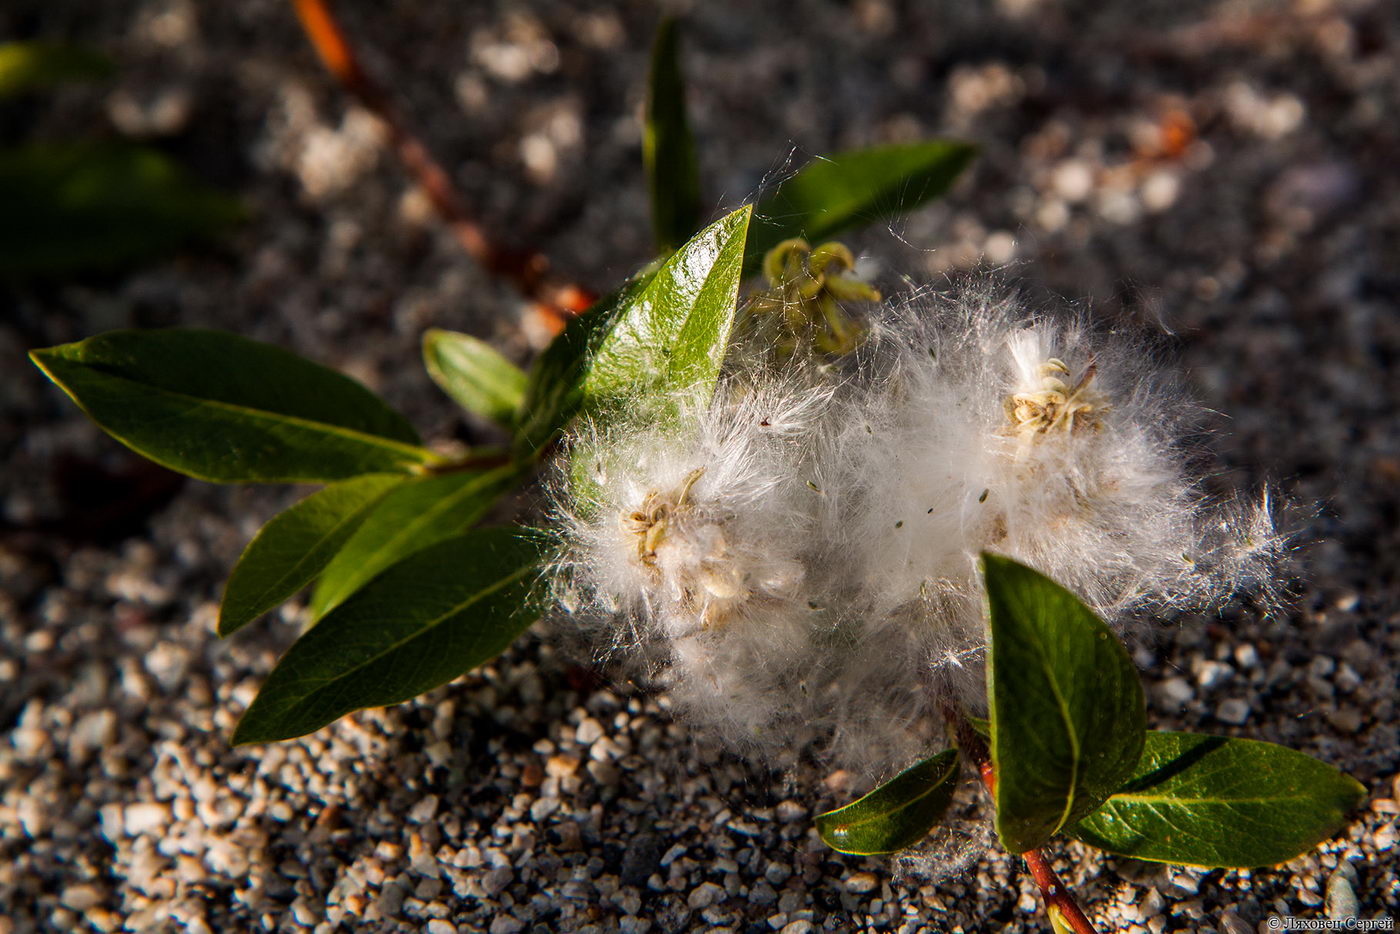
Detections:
[548, 282, 1286, 776]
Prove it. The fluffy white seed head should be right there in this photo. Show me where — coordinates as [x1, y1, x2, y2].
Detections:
[548, 376, 839, 757]
[548, 280, 1286, 777]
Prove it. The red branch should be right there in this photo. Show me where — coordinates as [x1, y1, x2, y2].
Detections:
[288, 0, 595, 332]
[949, 713, 1102, 934]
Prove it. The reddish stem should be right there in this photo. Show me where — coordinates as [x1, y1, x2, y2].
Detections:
[948, 711, 1102, 934]
[288, 0, 595, 331]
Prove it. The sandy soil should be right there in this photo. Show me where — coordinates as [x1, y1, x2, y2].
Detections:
[2, 1, 1397, 932]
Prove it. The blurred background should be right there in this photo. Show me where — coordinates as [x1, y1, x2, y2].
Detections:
[2, 1, 1396, 931]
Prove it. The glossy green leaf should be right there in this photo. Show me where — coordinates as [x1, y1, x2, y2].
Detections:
[1068, 731, 1367, 868]
[30, 330, 435, 483]
[232, 526, 547, 744]
[644, 16, 702, 253]
[218, 474, 406, 636]
[746, 140, 975, 273]
[309, 464, 522, 619]
[515, 206, 751, 453]
[0, 142, 243, 276]
[816, 750, 960, 855]
[0, 41, 114, 97]
[422, 328, 527, 428]
[984, 553, 1146, 853]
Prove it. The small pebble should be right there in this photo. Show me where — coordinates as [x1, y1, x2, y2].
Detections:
[844, 871, 878, 894]
[1216, 698, 1251, 725]
[688, 881, 724, 909]
[1325, 867, 1359, 919]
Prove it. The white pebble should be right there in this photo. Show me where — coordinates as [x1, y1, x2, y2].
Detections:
[488, 916, 523, 934]
[844, 872, 879, 894]
[688, 881, 724, 909]
[1158, 677, 1194, 706]
[60, 884, 103, 912]
[1215, 698, 1251, 725]
[408, 795, 439, 824]
[575, 718, 605, 745]
[124, 802, 172, 837]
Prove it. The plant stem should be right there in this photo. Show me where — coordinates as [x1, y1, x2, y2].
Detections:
[946, 709, 1102, 934]
[287, 0, 595, 330]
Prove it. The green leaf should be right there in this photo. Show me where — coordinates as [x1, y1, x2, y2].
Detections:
[232, 526, 547, 744]
[422, 328, 527, 429]
[218, 474, 406, 636]
[0, 41, 114, 97]
[816, 750, 960, 855]
[746, 140, 975, 273]
[984, 553, 1146, 853]
[309, 464, 523, 619]
[644, 16, 702, 253]
[1068, 731, 1367, 868]
[0, 142, 243, 276]
[30, 329, 434, 483]
[515, 205, 751, 453]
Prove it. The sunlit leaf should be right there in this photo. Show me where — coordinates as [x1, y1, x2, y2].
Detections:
[30, 330, 435, 483]
[515, 205, 750, 453]
[232, 526, 547, 744]
[422, 328, 527, 429]
[816, 750, 960, 855]
[218, 474, 405, 636]
[984, 553, 1146, 853]
[1068, 731, 1367, 868]
[746, 140, 975, 273]
[308, 464, 523, 619]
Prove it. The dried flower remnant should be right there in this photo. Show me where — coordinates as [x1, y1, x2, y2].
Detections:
[551, 378, 834, 751]
[1004, 337, 1110, 439]
[747, 238, 881, 358]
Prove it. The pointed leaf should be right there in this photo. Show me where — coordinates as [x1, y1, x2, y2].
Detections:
[0, 41, 114, 97]
[816, 750, 960, 855]
[422, 329, 527, 429]
[746, 140, 975, 273]
[30, 329, 434, 483]
[516, 206, 750, 453]
[644, 16, 701, 253]
[1068, 731, 1367, 868]
[984, 553, 1146, 853]
[232, 527, 547, 744]
[218, 474, 405, 636]
[0, 142, 243, 276]
[309, 464, 523, 619]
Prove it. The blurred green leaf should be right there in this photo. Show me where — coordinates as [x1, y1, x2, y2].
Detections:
[30, 329, 435, 483]
[422, 328, 527, 429]
[0, 41, 114, 97]
[746, 140, 975, 273]
[0, 141, 243, 276]
[984, 553, 1146, 853]
[218, 474, 406, 636]
[515, 205, 751, 453]
[232, 526, 547, 744]
[644, 16, 701, 253]
[816, 750, 960, 855]
[1069, 731, 1367, 868]
[309, 464, 523, 619]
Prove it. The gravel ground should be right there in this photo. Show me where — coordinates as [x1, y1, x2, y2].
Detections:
[2, 1, 1398, 932]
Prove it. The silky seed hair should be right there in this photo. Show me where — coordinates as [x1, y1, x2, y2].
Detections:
[547, 278, 1286, 777]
